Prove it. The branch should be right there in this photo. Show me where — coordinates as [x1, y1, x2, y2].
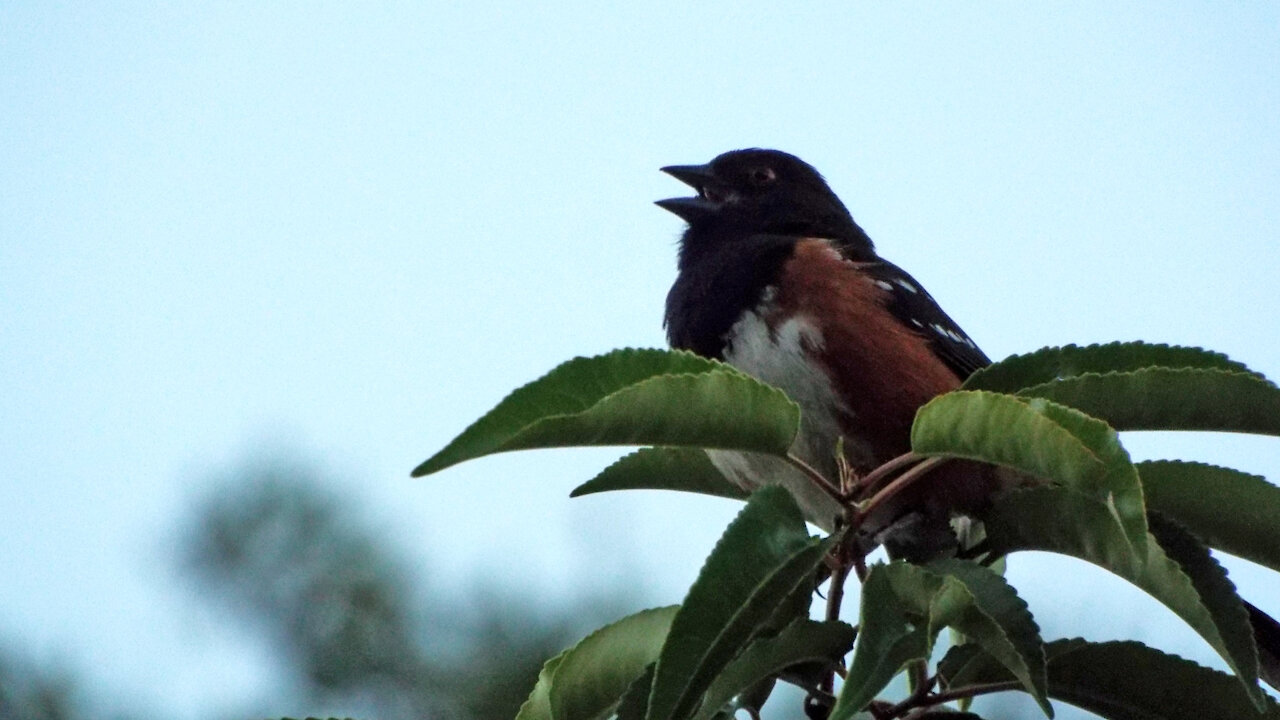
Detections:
[853, 451, 925, 500]
[917, 679, 1025, 708]
[852, 456, 948, 525]
[785, 452, 844, 502]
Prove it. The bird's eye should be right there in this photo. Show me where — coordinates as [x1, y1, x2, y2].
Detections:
[749, 167, 776, 186]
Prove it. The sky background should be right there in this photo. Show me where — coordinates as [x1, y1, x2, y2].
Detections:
[2, 3, 1279, 718]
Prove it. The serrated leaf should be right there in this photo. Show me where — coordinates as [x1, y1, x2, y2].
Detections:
[940, 639, 1280, 719]
[876, 561, 1049, 716]
[1028, 400, 1148, 562]
[691, 619, 856, 720]
[911, 390, 1105, 484]
[964, 342, 1258, 394]
[515, 651, 566, 720]
[414, 349, 800, 476]
[1016, 367, 1280, 436]
[571, 447, 748, 500]
[549, 606, 679, 720]
[981, 488, 1264, 706]
[912, 393, 1146, 558]
[1139, 460, 1280, 573]
[1146, 513, 1263, 708]
[911, 392, 1117, 519]
[647, 487, 829, 720]
[925, 559, 1050, 716]
[831, 565, 931, 720]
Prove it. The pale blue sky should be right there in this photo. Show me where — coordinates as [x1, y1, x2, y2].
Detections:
[2, 3, 1278, 718]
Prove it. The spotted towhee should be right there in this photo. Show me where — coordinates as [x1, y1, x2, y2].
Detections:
[657, 148, 1013, 557]
[657, 148, 1280, 689]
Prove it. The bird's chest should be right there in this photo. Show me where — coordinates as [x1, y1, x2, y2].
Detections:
[704, 299, 876, 530]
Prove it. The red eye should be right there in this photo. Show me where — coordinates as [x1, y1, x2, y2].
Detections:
[749, 167, 776, 185]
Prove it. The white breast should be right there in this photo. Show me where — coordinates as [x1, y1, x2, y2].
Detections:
[706, 298, 856, 530]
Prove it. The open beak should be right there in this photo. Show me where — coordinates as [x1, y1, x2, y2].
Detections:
[659, 163, 715, 188]
[656, 163, 719, 222]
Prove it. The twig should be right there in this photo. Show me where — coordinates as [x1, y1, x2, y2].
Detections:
[817, 522, 854, 701]
[851, 451, 923, 500]
[915, 679, 1025, 709]
[881, 662, 935, 718]
[825, 555, 851, 623]
[852, 457, 947, 525]
[786, 452, 844, 502]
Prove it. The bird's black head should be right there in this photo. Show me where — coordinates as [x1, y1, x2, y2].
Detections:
[657, 149, 875, 259]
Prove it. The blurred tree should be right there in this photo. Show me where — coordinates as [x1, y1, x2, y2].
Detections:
[183, 460, 631, 720]
[0, 648, 79, 720]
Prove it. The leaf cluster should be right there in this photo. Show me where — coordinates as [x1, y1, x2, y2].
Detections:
[411, 342, 1280, 719]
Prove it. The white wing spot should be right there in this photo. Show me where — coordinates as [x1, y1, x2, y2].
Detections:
[874, 280, 894, 291]
[931, 323, 970, 344]
[910, 318, 924, 328]
[895, 279, 918, 293]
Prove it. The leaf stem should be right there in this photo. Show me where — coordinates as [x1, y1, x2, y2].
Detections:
[881, 665, 935, 718]
[785, 452, 844, 502]
[916, 679, 1025, 709]
[853, 451, 924, 500]
[878, 677, 1024, 718]
[824, 556, 850, 623]
[853, 456, 948, 525]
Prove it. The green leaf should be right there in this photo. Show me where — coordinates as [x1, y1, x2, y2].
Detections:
[549, 606, 680, 720]
[647, 487, 829, 720]
[912, 392, 1146, 554]
[1145, 513, 1264, 708]
[877, 561, 1049, 716]
[982, 488, 1264, 706]
[1140, 460, 1280, 573]
[940, 639, 1280, 719]
[691, 619, 856, 720]
[616, 665, 655, 720]
[911, 391, 1105, 488]
[964, 342, 1258, 394]
[1028, 400, 1148, 562]
[414, 349, 800, 476]
[983, 487, 1140, 577]
[515, 651, 566, 720]
[571, 447, 748, 500]
[924, 559, 1050, 716]
[831, 564, 931, 720]
[1016, 367, 1280, 435]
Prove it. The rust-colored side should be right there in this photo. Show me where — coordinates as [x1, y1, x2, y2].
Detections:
[772, 238, 1001, 521]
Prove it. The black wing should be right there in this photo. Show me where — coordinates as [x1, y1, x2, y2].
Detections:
[862, 259, 991, 380]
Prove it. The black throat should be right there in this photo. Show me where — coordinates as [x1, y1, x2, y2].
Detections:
[664, 231, 799, 359]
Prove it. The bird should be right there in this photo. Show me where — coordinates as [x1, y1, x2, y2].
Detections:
[656, 148, 1280, 691]
[657, 148, 1000, 558]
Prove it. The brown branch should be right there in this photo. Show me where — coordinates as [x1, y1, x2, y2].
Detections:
[852, 451, 924, 500]
[852, 456, 948, 525]
[916, 679, 1025, 709]
[786, 452, 845, 502]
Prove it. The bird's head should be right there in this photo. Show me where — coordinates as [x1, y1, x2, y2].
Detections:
[656, 148, 872, 254]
